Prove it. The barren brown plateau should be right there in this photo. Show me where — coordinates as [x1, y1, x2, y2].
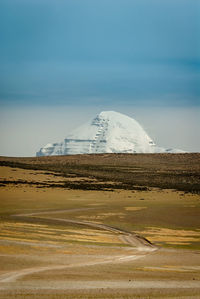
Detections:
[0, 153, 200, 298]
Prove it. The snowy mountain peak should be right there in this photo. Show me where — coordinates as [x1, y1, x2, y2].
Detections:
[36, 111, 184, 156]
[98, 110, 128, 119]
[97, 110, 138, 124]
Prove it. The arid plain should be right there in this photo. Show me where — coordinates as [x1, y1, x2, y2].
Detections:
[0, 154, 200, 298]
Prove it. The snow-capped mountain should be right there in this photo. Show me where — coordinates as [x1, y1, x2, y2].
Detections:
[36, 111, 184, 156]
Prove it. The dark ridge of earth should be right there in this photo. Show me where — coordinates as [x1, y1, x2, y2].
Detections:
[0, 153, 200, 193]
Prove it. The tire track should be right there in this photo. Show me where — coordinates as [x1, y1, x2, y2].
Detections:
[36, 216, 156, 251]
[0, 209, 157, 283]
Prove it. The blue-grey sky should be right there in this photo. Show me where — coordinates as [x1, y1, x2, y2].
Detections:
[0, 0, 199, 155]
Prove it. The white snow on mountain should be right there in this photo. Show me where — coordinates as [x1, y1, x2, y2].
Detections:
[36, 111, 184, 156]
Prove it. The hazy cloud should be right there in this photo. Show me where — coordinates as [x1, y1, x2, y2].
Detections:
[0, 0, 199, 155]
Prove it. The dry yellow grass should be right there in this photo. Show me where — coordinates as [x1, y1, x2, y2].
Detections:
[77, 212, 125, 221]
[125, 206, 147, 211]
[138, 227, 200, 246]
[0, 166, 99, 184]
[0, 166, 65, 183]
[0, 220, 122, 245]
[0, 163, 200, 298]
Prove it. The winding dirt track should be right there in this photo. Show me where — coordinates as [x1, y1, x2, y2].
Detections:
[0, 208, 157, 283]
[35, 216, 156, 251]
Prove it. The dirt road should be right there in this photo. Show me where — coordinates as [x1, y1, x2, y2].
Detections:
[0, 208, 157, 283]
